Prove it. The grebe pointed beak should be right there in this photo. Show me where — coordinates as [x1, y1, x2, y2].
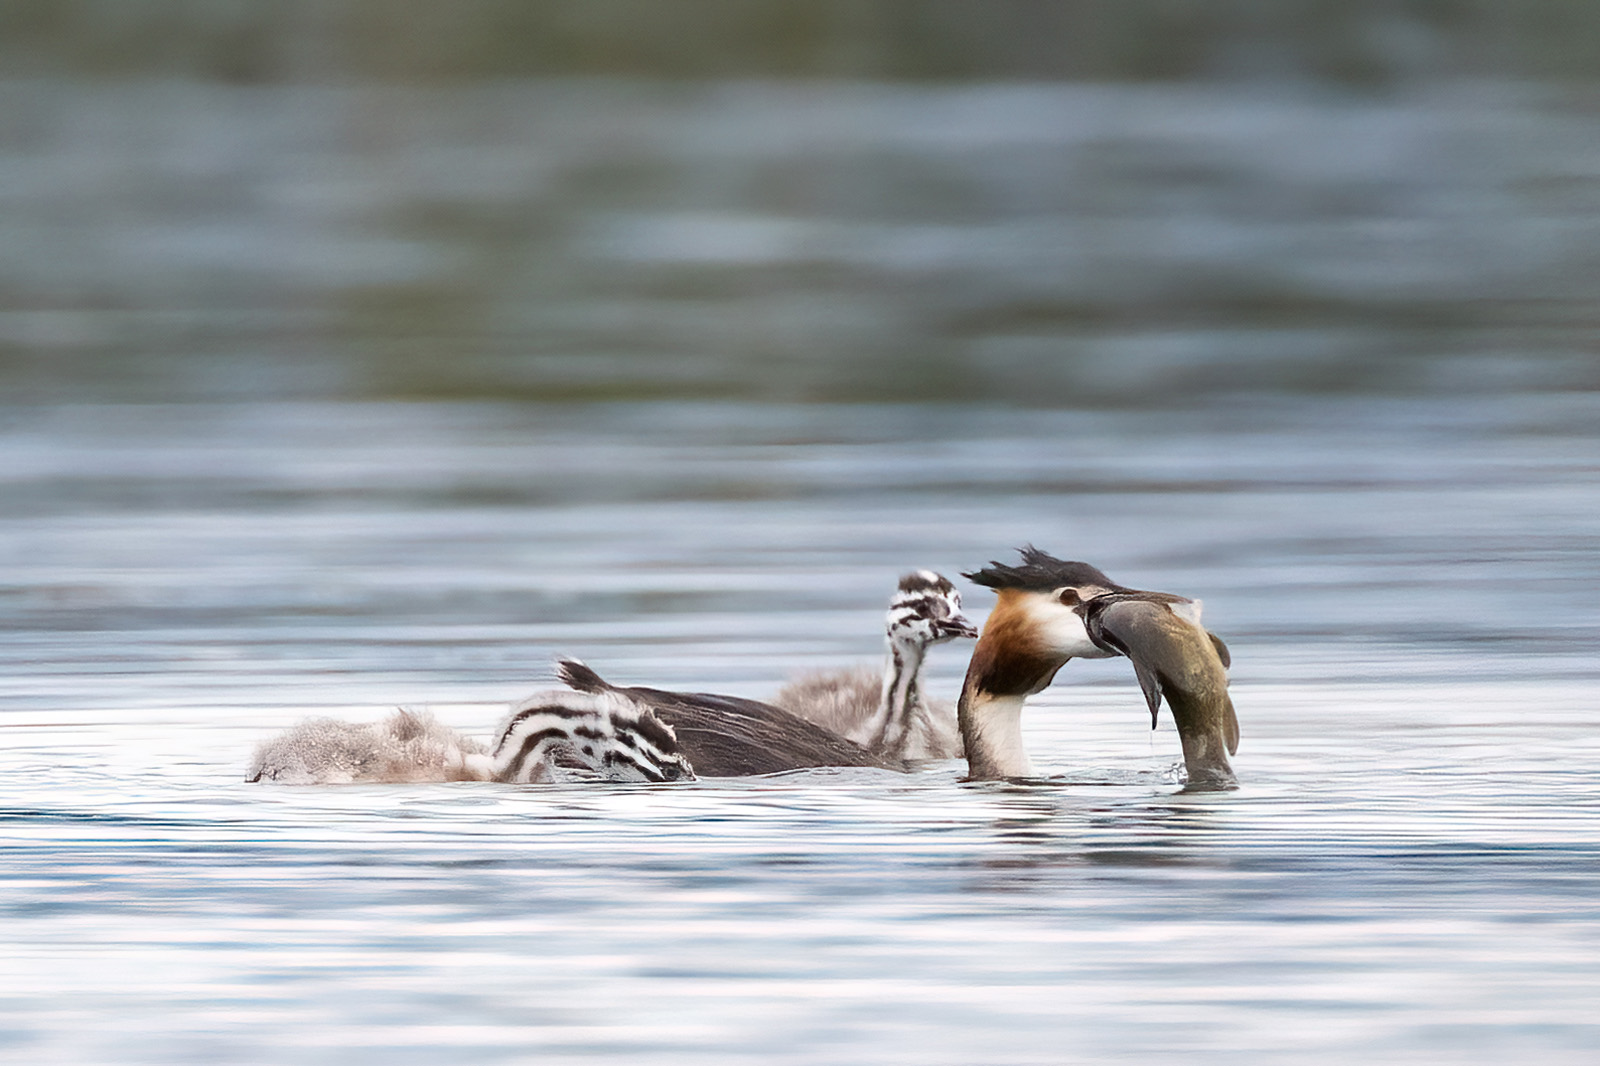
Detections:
[936, 615, 980, 641]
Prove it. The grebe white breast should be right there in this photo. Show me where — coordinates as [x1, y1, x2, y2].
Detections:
[774, 570, 978, 760]
[958, 547, 1240, 789]
[246, 690, 691, 785]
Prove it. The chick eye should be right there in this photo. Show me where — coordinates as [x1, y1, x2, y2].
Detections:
[1057, 588, 1080, 606]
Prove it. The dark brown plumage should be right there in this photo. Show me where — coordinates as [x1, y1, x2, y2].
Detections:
[557, 660, 897, 776]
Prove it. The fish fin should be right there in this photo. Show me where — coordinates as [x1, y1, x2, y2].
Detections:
[1222, 692, 1240, 755]
[1131, 659, 1165, 729]
[1207, 631, 1231, 669]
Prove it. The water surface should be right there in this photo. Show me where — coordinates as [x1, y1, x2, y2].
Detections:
[2, 393, 1597, 1063]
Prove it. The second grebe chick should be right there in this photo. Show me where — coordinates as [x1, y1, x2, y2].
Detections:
[774, 570, 978, 760]
[245, 709, 492, 785]
[959, 547, 1240, 789]
[247, 690, 691, 785]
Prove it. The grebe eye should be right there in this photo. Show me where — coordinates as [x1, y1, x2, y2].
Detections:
[1057, 588, 1080, 606]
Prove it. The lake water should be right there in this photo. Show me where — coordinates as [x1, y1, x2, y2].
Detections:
[2, 391, 1598, 1064]
[3, 72, 1600, 1062]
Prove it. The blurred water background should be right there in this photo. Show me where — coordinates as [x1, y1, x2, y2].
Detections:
[2, 3, 1599, 1063]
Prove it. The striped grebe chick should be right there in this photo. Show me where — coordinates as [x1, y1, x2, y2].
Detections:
[774, 570, 978, 760]
[960, 547, 1240, 789]
[490, 687, 691, 783]
[246, 690, 691, 785]
[553, 659, 893, 776]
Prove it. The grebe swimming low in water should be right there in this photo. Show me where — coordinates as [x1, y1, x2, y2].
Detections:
[549, 569, 977, 775]
[958, 547, 1240, 789]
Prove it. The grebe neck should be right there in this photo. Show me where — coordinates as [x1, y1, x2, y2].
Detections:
[955, 589, 1072, 780]
[862, 638, 926, 756]
[957, 688, 1033, 780]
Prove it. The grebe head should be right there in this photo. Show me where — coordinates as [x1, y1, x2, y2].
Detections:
[885, 570, 979, 651]
[961, 546, 1124, 697]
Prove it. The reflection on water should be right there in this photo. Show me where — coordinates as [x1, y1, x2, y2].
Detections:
[2, 389, 1598, 1062]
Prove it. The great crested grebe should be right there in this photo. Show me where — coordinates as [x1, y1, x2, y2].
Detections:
[245, 689, 691, 785]
[773, 570, 977, 760]
[549, 568, 977, 775]
[959, 547, 1240, 789]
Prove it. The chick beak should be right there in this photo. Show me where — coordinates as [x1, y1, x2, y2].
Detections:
[937, 614, 981, 641]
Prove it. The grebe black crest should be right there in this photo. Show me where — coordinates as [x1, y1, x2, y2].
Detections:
[959, 546, 1240, 789]
[774, 570, 978, 760]
[247, 689, 691, 785]
[965, 550, 1119, 595]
